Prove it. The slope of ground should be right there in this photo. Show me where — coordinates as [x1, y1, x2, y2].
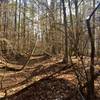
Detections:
[0, 55, 100, 100]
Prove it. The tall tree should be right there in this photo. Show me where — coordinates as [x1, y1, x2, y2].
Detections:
[14, 0, 17, 31]
[61, 0, 68, 64]
[17, 0, 21, 51]
[23, 0, 27, 52]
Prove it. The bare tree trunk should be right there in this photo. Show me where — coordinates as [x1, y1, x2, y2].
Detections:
[61, 0, 68, 64]
[74, 0, 79, 57]
[14, 0, 17, 31]
[17, 0, 21, 51]
[86, 19, 95, 100]
[86, 3, 100, 100]
[23, 0, 26, 52]
[93, 0, 95, 35]
[3, 0, 8, 39]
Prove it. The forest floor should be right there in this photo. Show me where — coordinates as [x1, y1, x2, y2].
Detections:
[0, 55, 100, 100]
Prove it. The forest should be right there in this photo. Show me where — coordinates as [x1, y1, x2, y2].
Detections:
[0, 0, 100, 100]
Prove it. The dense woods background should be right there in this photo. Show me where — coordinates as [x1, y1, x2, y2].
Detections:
[0, 0, 100, 100]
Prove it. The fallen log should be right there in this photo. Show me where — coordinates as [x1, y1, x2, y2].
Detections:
[0, 55, 51, 72]
[0, 66, 21, 71]
[43, 63, 76, 80]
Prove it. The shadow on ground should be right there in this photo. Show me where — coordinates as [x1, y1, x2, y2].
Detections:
[3, 76, 77, 100]
[31, 62, 68, 77]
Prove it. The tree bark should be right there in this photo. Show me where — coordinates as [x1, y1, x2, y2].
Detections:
[61, 0, 68, 64]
